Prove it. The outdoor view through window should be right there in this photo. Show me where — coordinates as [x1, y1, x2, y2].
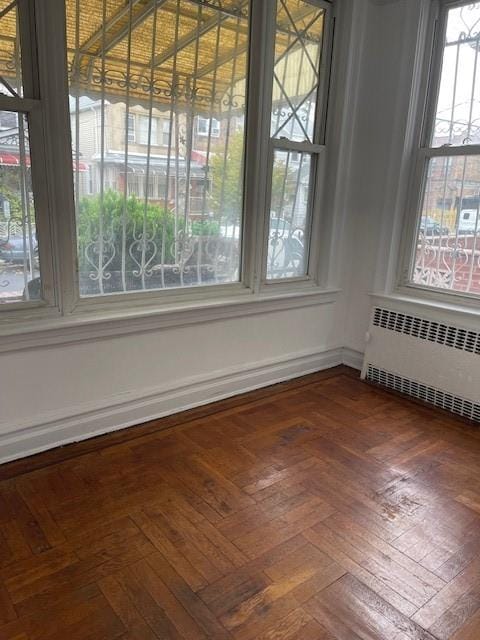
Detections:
[413, 2, 480, 296]
[68, 0, 249, 296]
[0, 0, 329, 301]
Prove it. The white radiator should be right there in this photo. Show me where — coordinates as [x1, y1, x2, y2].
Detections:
[361, 307, 480, 423]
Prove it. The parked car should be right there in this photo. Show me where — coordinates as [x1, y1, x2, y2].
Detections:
[0, 236, 38, 267]
[420, 216, 450, 236]
[458, 209, 480, 235]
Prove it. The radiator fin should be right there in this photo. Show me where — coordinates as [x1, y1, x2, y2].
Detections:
[366, 365, 480, 423]
[373, 307, 480, 355]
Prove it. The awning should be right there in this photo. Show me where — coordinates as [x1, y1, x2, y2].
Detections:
[0, 153, 29, 167]
[0, 0, 322, 114]
[0, 153, 87, 172]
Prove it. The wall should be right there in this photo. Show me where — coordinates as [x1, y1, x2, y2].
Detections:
[343, 0, 432, 353]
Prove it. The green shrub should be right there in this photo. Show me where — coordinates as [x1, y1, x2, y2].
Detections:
[77, 190, 177, 272]
[190, 219, 220, 236]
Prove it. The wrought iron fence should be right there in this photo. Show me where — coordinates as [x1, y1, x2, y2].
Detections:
[414, 233, 480, 295]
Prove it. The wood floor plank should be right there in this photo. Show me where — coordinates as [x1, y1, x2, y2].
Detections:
[98, 575, 160, 640]
[1, 369, 480, 640]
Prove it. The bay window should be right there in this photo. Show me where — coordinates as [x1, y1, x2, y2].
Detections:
[404, 0, 480, 299]
[0, 0, 335, 319]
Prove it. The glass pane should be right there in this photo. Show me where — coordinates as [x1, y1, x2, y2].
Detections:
[66, 0, 249, 296]
[266, 150, 311, 279]
[0, 112, 41, 303]
[433, 2, 480, 146]
[412, 156, 480, 295]
[271, 0, 325, 143]
[0, 0, 22, 97]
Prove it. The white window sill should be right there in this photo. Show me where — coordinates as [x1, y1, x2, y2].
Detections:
[0, 287, 340, 353]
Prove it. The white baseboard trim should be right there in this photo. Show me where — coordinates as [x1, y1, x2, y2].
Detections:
[0, 347, 345, 465]
[342, 347, 364, 370]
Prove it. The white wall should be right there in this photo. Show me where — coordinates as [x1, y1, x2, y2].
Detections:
[343, 0, 431, 353]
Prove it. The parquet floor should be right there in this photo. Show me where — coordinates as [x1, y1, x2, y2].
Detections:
[1, 366, 480, 640]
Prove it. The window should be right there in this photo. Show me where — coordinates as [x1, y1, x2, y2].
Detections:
[0, 0, 56, 306]
[0, 0, 335, 318]
[137, 114, 158, 146]
[161, 120, 170, 147]
[197, 117, 220, 138]
[407, 1, 480, 298]
[127, 113, 135, 143]
[266, 0, 330, 280]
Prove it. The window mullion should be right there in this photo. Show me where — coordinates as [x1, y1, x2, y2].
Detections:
[34, 0, 79, 314]
[242, 0, 276, 292]
[16, 0, 39, 98]
[308, 4, 334, 284]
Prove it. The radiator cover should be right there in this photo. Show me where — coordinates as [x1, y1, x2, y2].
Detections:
[362, 307, 480, 423]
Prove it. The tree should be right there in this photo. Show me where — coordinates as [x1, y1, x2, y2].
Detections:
[208, 131, 244, 224]
[0, 167, 25, 225]
[208, 131, 298, 223]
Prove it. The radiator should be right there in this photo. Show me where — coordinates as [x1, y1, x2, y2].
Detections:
[361, 307, 480, 423]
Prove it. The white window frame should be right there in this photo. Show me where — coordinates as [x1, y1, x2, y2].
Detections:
[0, 0, 338, 333]
[399, 0, 480, 304]
[161, 119, 170, 146]
[127, 113, 135, 143]
[0, 0, 71, 323]
[137, 114, 158, 146]
[258, 0, 334, 289]
[197, 116, 220, 138]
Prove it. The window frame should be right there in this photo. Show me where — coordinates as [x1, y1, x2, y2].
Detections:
[196, 116, 220, 138]
[160, 119, 170, 147]
[258, 0, 335, 288]
[137, 113, 159, 146]
[399, 0, 480, 304]
[1, 0, 338, 326]
[127, 113, 135, 143]
[0, 0, 62, 319]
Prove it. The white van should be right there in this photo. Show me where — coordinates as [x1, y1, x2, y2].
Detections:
[458, 209, 480, 235]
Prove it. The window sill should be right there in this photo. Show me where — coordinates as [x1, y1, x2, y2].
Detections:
[0, 287, 340, 354]
[370, 289, 480, 328]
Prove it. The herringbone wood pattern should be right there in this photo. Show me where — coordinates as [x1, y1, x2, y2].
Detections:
[1, 367, 480, 639]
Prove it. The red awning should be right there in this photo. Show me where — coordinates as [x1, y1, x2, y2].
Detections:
[0, 153, 87, 171]
[0, 153, 28, 166]
[191, 150, 207, 166]
[74, 160, 88, 172]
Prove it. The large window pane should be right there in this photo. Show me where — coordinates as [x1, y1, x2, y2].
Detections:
[267, 150, 311, 279]
[412, 155, 480, 295]
[433, 2, 480, 147]
[0, 112, 41, 303]
[66, 0, 249, 296]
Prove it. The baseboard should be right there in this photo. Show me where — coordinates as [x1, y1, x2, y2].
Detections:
[342, 347, 364, 370]
[0, 347, 344, 465]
